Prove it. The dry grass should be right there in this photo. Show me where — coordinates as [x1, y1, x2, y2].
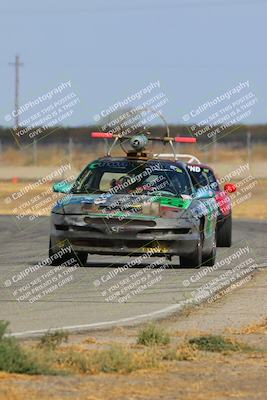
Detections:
[137, 323, 170, 346]
[226, 317, 267, 335]
[0, 322, 55, 375]
[162, 342, 198, 361]
[233, 200, 267, 220]
[1, 146, 98, 169]
[188, 335, 253, 354]
[55, 345, 138, 374]
[38, 330, 69, 351]
[25, 342, 196, 375]
[1, 144, 267, 168]
[0, 182, 61, 216]
[44, 339, 201, 375]
[230, 178, 267, 219]
[0, 321, 258, 378]
[0, 324, 266, 400]
[83, 337, 97, 345]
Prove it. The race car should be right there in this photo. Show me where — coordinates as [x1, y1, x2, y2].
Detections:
[49, 151, 218, 268]
[186, 163, 236, 247]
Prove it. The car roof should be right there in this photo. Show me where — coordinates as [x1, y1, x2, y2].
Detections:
[95, 156, 187, 169]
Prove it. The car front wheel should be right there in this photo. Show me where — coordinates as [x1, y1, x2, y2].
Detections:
[49, 238, 71, 266]
[202, 233, 216, 266]
[180, 241, 202, 268]
[217, 214, 232, 247]
[76, 252, 88, 267]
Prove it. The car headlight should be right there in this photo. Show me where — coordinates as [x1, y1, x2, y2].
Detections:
[159, 206, 188, 219]
[188, 203, 208, 220]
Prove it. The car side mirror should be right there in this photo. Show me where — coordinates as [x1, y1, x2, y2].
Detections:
[195, 188, 215, 199]
[224, 183, 236, 193]
[53, 181, 74, 194]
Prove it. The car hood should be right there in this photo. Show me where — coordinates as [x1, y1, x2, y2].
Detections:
[52, 193, 192, 218]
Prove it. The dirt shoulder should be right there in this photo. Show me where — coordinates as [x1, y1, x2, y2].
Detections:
[0, 269, 266, 400]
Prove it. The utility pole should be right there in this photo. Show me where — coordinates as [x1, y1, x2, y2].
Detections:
[247, 130, 252, 166]
[33, 138, 37, 165]
[9, 55, 23, 128]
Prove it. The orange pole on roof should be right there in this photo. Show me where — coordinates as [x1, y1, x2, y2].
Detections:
[175, 137, 196, 143]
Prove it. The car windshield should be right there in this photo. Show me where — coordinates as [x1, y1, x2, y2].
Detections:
[187, 165, 219, 191]
[72, 160, 194, 196]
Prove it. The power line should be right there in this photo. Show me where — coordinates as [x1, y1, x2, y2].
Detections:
[9, 55, 23, 129]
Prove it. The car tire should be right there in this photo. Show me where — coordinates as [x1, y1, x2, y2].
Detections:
[217, 213, 232, 247]
[49, 238, 72, 266]
[49, 238, 61, 266]
[49, 238, 54, 259]
[202, 234, 216, 266]
[180, 241, 202, 268]
[76, 252, 88, 267]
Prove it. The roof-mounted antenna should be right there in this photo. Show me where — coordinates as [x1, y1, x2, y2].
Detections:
[91, 131, 196, 160]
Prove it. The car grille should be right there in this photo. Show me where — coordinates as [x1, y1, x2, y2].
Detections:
[84, 217, 156, 228]
[138, 228, 190, 235]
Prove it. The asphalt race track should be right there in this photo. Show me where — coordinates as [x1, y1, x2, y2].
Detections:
[0, 215, 266, 337]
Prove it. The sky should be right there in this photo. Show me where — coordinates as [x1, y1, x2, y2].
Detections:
[0, 0, 267, 127]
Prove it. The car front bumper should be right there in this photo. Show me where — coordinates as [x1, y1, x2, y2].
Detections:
[50, 213, 201, 257]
